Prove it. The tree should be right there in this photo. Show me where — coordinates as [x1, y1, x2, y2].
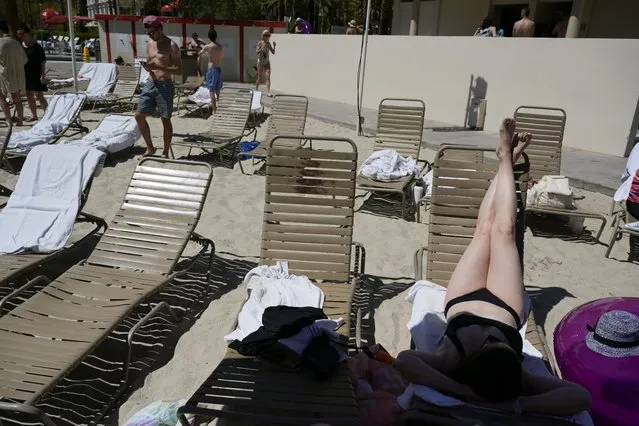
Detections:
[2, 0, 20, 37]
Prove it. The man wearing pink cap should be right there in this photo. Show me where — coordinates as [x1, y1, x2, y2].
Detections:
[135, 15, 181, 157]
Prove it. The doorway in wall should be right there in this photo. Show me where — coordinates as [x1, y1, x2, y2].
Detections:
[493, 4, 528, 37]
[534, 1, 574, 37]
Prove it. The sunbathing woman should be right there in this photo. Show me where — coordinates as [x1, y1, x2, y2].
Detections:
[394, 118, 592, 416]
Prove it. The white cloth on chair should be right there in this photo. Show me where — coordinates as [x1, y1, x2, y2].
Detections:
[187, 86, 210, 106]
[64, 115, 140, 153]
[397, 280, 593, 426]
[49, 62, 98, 83]
[527, 175, 574, 209]
[7, 94, 86, 153]
[224, 261, 325, 343]
[0, 145, 105, 254]
[82, 63, 118, 100]
[615, 142, 639, 202]
[359, 149, 422, 181]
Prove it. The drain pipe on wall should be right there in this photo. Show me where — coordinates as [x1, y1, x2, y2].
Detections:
[357, 0, 373, 136]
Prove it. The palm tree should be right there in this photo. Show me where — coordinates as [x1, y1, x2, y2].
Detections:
[3, 0, 20, 37]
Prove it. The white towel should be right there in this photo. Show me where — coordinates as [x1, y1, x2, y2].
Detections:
[398, 281, 593, 426]
[224, 261, 325, 342]
[8, 94, 86, 152]
[83, 63, 118, 100]
[187, 86, 210, 106]
[49, 63, 96, 84]
[0, 145, 105, 254]
[251, 90, 263, 112]
[614, 143, 639, 202]
[359, 149, 422, 181]
[64, 115, 140, 153]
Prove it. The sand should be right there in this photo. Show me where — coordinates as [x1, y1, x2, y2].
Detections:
[1, 107, 637, 424]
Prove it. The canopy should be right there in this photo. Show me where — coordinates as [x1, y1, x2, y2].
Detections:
[41, 8, 60, 21]
[44, 15, 95, 25]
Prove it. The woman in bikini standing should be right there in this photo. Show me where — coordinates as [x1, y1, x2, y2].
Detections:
[394, 118, 592, 417]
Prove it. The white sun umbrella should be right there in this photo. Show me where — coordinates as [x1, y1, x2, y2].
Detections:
[357, 0, 372, 136]
[66, 0, 79, 92]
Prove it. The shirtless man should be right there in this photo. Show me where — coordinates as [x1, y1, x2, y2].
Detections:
[552, 11, 569, 38]
[197, 28, 224, 113]
[513, 7, 535, 37]
[135, 15, 181, 157]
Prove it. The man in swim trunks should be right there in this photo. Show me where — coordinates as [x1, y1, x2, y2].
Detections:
[135, 15, 181, 157]
[198, 28, 224, 113]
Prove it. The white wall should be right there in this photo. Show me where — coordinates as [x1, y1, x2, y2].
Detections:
[438, 0, 489, 36]
[395, 1, 439, 36]
[270, 34, 639, 156]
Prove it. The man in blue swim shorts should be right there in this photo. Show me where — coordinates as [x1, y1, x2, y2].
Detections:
[135, 15, 181, 157]
[198, 28, 224, 113]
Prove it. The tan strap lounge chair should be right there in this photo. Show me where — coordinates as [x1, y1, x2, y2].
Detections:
[175, 75, 205, 115]
[177, 135, 365, 426]
[171, 88, 255, 161]
[1, 94, 88, 173]
[92, 65, 140, 111]
[237, 94, 309, 174]
[605, 208, 639, 260]
[357, 98, 426, 218]
[0, 158, 214, 425]
[407, 146, 571, 426]
[515, 106, 607, 240]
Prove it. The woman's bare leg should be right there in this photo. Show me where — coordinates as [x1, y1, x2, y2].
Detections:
[445, 159, 499, 306]
[484, 119, 530, 321]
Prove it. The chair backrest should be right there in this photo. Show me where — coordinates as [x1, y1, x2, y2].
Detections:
[86, 158, 212, 275]
[209, 88, 253, 140]
[424, 146, 529, 285]
[261, 136, 358, 283]
[0, 120, 12, 166]
[264, 95, 309, 147]
[374, 98, 425, 159]
[112, 65, 140, 99]
[514, 106, 566, 181]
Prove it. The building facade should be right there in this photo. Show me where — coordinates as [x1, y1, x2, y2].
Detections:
[392, 0, 639, 39]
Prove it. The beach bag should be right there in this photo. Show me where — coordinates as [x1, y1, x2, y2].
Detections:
[536, 175, 574, 209]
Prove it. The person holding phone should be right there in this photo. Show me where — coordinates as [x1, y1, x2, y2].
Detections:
[134, 16, 182, 157]
[255, 30, 276, 96]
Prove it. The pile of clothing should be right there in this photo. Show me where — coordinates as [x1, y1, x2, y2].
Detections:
[226, 262, 347, 379]
[359, 149, 423, 181]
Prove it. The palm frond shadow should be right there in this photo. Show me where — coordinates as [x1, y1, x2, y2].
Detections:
[1, 251, 257, 426]
[526, 285, 575, 335]
[351, 275, 414, 347]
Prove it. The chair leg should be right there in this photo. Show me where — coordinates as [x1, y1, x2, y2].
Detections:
[90, 301, 179, 425]
[595, 216, 607, 241]
[605, 227, 620, 258]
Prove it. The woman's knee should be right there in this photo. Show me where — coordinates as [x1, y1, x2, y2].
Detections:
[492, 219, 516, 239]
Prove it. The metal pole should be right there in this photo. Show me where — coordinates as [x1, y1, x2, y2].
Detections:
[357, 0, 373, 135]
[67, 0, 79, 92]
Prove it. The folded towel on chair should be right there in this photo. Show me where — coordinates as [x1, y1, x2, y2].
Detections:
[64, 115, 140, 153]
[224, 261, 325, 342]
[398, 281, 593, 426]
[359, 149, 422, 181]
[0, 145, 105, 254]
[83, 63, 118, 100]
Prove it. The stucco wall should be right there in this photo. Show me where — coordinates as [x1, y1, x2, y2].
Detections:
[270, 34, 639, 156]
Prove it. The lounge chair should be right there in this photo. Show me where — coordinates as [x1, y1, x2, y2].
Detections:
[0, 158, 214, 425]
[406, 146, 573, 425]
[177, 135, 365, 426]
[92, 65, 140, 111]
[63, 114, 140, 155]
[237, 94, 309, 174]
[357, 98, 426, 218]
[0, 145, 107, 295]
[171, 88, 255, 161]
[515, 106, 607, 240]
[605, 208, 639, 260]
[54, 63, 118, 102]
[2, 94, 88, 173]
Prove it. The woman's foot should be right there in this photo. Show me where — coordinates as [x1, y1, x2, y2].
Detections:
[512, 132, 532, 163]
[497, 118, 517, 161]
[143, 147, 157, 157]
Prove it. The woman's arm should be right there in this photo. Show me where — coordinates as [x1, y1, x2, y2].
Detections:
[520, 370, 592, 416]
[394, 350, 476, 401]
[490, 27, 498, 37]
[269, 42, 276, 54]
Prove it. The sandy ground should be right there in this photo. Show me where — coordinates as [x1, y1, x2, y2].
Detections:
[1, 107, 637, 424]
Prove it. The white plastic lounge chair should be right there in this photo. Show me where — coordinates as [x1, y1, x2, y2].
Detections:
[2, 94, 88, 170]
[63, 114, 140, 154]
[53, 63, 117, 98]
